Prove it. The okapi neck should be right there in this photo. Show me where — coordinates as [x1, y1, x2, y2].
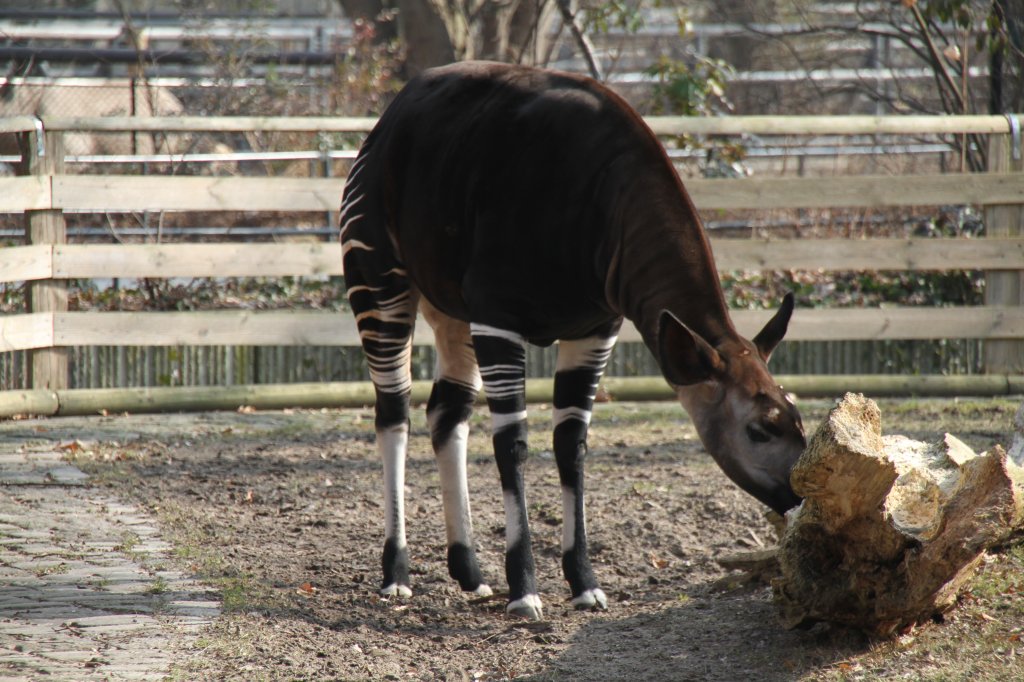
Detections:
[614, 203, 736, 352]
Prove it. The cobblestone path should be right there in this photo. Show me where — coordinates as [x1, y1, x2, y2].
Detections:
[1, 445, 219, 681]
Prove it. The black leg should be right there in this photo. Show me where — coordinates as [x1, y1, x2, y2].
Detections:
[471, 323, 542, 619]
[552, 329, 618, 609]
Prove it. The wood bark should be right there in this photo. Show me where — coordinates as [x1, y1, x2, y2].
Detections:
[774, 393, 1024, 636]
[19, 131, 68, 391]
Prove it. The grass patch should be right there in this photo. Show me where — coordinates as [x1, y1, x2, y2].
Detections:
[34, 561, 69, 577]
[114, 530, 140, 554]
[147, 575, 169, 595]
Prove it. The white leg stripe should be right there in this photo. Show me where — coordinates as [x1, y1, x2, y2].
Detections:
[555, 336, 618, 372]
[491, 410, 527, 432]
[341, 238, 374, 256]
[430, 417, 474, 547]
[368, 367, 413, 395]
[561, 486, 577, 554]
[503, 490, 522, 550]
[470, 323, 525, 344]
[553, 406, 593, 428]
[339, 189, 365, 218]
[380, 424, 408, 547]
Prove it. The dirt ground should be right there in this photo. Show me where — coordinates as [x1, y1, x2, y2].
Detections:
[11, 395, 1024, 681]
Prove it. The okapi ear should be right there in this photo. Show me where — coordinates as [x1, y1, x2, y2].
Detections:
[657, 310, 725, 386]
[753, 292, 795, 362]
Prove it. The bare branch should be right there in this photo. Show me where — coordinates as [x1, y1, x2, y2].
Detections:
[909, 4, 967, 112]
[555, 0, 602, 80]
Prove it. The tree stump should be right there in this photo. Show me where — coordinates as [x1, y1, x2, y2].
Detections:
[773, 393, 1024, 636]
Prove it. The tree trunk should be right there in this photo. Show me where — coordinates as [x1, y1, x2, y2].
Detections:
[774, 393, 1024, 636]
[338, 0, 557, 77]
[337, 0, 452, 76]
[508, 0, 555, 65]
[395, 0, 455, 76]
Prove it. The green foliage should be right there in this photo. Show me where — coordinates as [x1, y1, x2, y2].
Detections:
[644, 54, 734, 119]
[583, 0, 647, 34]
[915, 0, 1019, 64]
[721, 268, 984, 312]
[920, 0, 975, 28]
[639, 19, 745, 176]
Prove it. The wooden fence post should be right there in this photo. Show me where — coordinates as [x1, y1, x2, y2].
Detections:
[18, 128, 68, 390]
[983, 125, 1024, 374]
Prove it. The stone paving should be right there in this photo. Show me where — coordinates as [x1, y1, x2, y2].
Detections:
[0, 441, 220, 681]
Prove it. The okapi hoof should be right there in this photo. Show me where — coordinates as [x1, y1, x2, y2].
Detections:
[380, 583, 412, 598]
[506, 594, 544, 620]
[571, 588, 608, 611]
[469, 583, 494, 597]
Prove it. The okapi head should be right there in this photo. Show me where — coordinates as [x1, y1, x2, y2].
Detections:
[659, 293, 804, 514]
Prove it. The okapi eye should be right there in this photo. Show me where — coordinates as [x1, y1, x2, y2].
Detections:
[746, 423, 772, 443]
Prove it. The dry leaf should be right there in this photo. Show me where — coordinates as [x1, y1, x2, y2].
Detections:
[648, 552, 669, 569]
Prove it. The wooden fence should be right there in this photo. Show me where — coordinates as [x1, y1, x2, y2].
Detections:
[1, 114, 1023, 399]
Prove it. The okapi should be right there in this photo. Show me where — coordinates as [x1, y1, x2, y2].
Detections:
[341, 61, 806, 620]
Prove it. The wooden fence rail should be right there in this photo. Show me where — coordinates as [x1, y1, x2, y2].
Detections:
[30, 114, 1022, 135]
[3, 239, 1024, 282]
[3, 172, 1024, 213]
[1, 114, 1022, 393]
[2, 307, 1023, 355]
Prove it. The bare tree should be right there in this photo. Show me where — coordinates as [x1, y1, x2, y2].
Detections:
[734, 0, 1023, 171]
[336, 0, 560, 76]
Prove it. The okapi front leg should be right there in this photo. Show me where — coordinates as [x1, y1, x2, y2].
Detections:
[470, 323, 542, 620]
[553, 330, 618, 609]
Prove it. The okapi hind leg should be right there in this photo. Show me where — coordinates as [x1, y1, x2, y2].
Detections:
[421, 301, 492, 597]
[553, 325, 619, 610]
[344, 231, 419, 598]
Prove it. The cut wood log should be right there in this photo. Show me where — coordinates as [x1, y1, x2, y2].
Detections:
[773, 393, 1024, 636]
